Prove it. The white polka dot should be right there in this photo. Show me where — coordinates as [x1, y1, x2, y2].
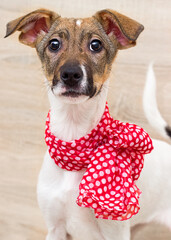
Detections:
[120, 163, 125, 168]
[133, 132, 137, 137]
[148, 144, 152, 149]
[89, 168, 95, 173]
[71, 142, 76, 147]
[100, 196, 104, 200]
[77, 146, 82, 150]
[70, 150, 75, 154]
[135, 159, 139, 164]
[112, 152, 117, 157]
[105, 169, 110, 174]
[109, 160, 114, 165]
[93, 203, 98, 208]
[96, 165, 101, 170]
[101, 178, 106, 184]
[124, 182, 129, 187]
[127, 213, 132, 219]
[139, 135, 143, 140]
[131, 197, 136, 203]
[134, 174, 139, 179]
[116, 186, 121, 191]
[87, 198, 93, 203]
[94, 135, 99, 140]
[99, 171, 104, 177]
[126, 192, 131, 197]
[105, 154, 110, 159]
[96, 152, 101, 157]
[131, 206, 135, 211]
[128, 178, 132, 183]
[102, 162, 108, 167]
[89, 183, 94, 188]
[79, 153, 85, 157]
[95, 181, 100, 186]
[65, 166, 71, 170]
[128, 135, 133, 141]
[116, 177, 120, 182]
[134, 207, 138, 213]
[51, 148, 55, 152]
[58, 163, 63, 168]
[98, 188, 102, 194]
[80, 189, 84, 194]
[68, 163, 73, 167]
[99, 157, 104, 161]
[93, 173, 98, 179]
[108, 177, 112, 182]
[86, 176, 92, 181]
[122, 172, 127, 177]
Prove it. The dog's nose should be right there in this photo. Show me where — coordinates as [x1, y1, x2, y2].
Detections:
[60, 64, 83, 87]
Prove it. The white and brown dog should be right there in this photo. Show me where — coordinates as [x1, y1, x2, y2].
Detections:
[5, 9, 171, 240]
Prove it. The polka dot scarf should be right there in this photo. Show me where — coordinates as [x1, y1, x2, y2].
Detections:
[45, 103, 153, 221]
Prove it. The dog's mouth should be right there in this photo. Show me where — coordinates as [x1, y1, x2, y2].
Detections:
[61, 90, 84, 98]
[51, 75, 97, 100]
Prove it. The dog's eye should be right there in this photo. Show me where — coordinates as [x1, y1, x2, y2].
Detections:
[90, 39, 103, 52]
[48, 39, 61, 52]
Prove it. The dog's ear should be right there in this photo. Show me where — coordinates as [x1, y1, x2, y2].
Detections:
[5, 9, 60, 47]
[94, 9, 144, 49]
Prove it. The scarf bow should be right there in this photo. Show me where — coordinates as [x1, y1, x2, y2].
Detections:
[45, 103, 153, 221]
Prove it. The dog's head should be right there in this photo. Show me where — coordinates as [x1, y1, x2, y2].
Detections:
[5, 9, 144, 103]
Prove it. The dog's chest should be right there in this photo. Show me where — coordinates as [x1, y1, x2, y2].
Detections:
[38, 151, 104, 239]
[38, 151, 85, 210]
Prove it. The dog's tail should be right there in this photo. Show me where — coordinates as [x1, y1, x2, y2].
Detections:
[143, 63, 171, 139]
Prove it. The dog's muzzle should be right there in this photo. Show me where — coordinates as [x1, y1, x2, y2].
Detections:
[52, 62, 96, 99]
[60, 63, 83, 87]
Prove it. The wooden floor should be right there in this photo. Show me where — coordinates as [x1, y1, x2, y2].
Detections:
[0, 0, 171, 239]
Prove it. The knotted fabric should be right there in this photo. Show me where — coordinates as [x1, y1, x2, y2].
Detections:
[45, 103, 153, 221]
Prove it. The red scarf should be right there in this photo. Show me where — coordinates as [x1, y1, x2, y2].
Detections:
[45, 103, 153, 221]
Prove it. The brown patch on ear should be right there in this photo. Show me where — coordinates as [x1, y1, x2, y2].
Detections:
[5, 8, 60, 47]
[94, 9, 144, 49]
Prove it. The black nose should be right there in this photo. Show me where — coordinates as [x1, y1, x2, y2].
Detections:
[60, 63, 83, 87]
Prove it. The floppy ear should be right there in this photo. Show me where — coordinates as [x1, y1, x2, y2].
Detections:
[94, 9, 144, 50]
[5, 9, 60, 47]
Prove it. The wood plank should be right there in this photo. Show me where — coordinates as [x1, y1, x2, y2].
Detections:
[1, 1, 171, 239]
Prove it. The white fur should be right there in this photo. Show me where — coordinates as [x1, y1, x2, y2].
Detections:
[37, 65, 171, 240]
[76, 19, 82, 27]
[143, 63, 169, 139]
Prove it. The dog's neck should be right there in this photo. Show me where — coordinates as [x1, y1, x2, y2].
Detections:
[48, 81, 109, 142]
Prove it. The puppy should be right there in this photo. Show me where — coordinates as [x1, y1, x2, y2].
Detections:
[5, 9, 171, 240]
